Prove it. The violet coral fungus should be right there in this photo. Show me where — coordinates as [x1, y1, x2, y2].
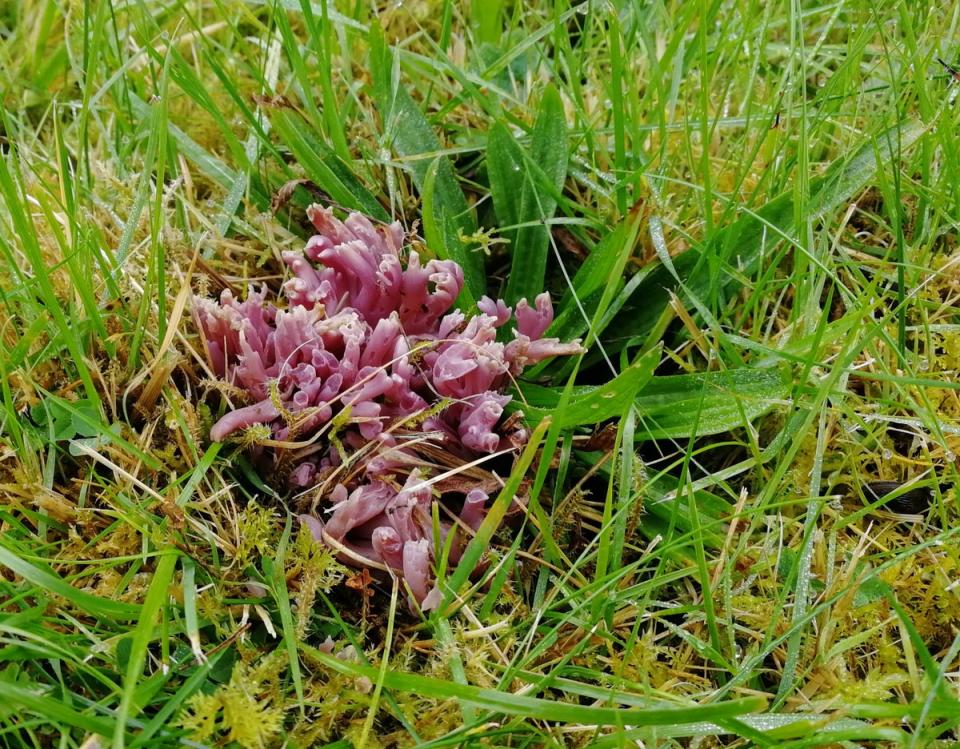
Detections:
[195, 205, 582, 606]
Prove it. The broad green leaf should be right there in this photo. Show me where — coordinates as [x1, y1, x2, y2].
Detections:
[633, 366, 790, 440]
[559, 224, 628, 311]
[270, 108, 389, 222]
[517, 345, 660, 428]
[521, 365, 788, 439]
[473, 0, 505, 45]
[608, 119, 927, 349]
[503, 668, 892, 743]
[43, 390, 162, 470]
[368, 23, 485, 297]
[423, 158, 476, 308]
[29, 397, 100, 442]
[486, 122, 523, 233]
[488, 85, 568, 304]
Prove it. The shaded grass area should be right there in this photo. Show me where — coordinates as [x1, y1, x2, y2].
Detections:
[2, 0, 960, 746]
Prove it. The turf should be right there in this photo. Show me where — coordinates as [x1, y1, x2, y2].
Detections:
[2, 0, 960, 747]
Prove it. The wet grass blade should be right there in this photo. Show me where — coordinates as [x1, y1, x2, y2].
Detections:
[0, 541, 142, 621]
[5, 682, 121, 738]
[632, 366, 790, 440]
[436, 418, 550, 611]
[0, 136, 100, 405]
[113, 548, 178, 748]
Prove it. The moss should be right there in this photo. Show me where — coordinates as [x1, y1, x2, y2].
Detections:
[288, 525, 349, 637]
[178, 650, 288, 748]
[232, 501, 280, 567]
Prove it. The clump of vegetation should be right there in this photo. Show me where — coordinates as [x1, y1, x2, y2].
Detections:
[2, 1, 960, 747]
[195, 203, 581, 604]
[179, 651, 288, 747]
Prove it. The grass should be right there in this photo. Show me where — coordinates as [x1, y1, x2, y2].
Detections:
[2, 0, 960, 746]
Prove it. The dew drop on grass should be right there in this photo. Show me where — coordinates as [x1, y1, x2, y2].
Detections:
[946, 450, 956, 462]
[882, 449, 893, 460]
[600, 391, 617, 399]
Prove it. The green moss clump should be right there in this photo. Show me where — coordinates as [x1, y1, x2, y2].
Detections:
[178, 651, 287, 748]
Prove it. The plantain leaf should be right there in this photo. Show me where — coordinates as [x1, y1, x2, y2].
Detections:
[423, 158, 476, 308]
[521, 365, 788, 439]
[368, 23, 484, 297]
[486, 122, 523, 235]
[488, 85, 568, 304]
[633, 366, 790, 440]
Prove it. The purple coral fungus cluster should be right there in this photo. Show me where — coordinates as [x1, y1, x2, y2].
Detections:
[194, 205, 582, 606]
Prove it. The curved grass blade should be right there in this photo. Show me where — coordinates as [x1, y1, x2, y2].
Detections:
[113, 548, 178, 748]
[303, 641, 765, 727]
[270, 108, 389, 221]
[435, 418, 550, 612]
[4, 682, 121, 738]
[0, 542, 141, 621]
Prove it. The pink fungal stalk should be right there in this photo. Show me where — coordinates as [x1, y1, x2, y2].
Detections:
[194, 205, 582, 607]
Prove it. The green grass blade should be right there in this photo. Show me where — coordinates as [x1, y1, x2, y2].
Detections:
[113, 548, 178, 749]
[609, 118, 928, 349]
[436, 418, 550, 611]
[0, 541, 142, 621]
[270, 108, 389, 221]
[303, 641, 765, 727]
